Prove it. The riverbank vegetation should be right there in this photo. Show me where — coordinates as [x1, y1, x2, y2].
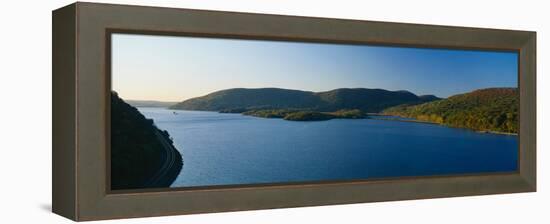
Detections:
[243, 109, 367, 121]
[382, 88, 518, 134]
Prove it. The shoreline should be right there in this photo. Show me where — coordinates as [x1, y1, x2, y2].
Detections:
[475, 130, 518, 136]
[370, 113, 517, 136]
[111, 92, 184, 190]
[369, 116, 438, 125]
[142, 128, 183, 188]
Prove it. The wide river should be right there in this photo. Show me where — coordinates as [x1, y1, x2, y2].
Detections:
[138, 107, 518, 188]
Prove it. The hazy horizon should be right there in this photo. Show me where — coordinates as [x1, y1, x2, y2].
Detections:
[112, 34, 518, 102]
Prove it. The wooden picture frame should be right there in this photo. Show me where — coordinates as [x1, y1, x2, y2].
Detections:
[52, 2, 536, 221]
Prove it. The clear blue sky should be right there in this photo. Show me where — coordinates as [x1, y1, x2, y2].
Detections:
[112, 34, 518, 101]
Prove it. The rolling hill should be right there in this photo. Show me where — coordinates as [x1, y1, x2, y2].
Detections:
[382, 88, 518, 133]
[170, 88, 441, 113]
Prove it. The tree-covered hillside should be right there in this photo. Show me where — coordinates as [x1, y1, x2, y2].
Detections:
[382, 88, 518, 133]
[170, 88, 440, 113]
[171, 88, 320, 111]
[316, 88, 424, 112]
[242, 109, 367, 121]
[111, 92, 183, 190]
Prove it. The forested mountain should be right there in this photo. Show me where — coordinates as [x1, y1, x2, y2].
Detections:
[418, 95, 441, 102]
[382, 88, 518, 133]
[170, 88, 440, 113]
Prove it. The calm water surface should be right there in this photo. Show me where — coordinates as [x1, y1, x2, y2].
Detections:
[138, 107, 518, 188]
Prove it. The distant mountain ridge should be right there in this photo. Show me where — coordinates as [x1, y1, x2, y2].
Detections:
[126, 99, 177, 108]
[170, 87, 441, 113]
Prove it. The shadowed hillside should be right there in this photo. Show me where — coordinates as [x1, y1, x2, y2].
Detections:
[111, 92, 183, 190]
[382, 88, 518, 133]
[170, 88, 440, 113]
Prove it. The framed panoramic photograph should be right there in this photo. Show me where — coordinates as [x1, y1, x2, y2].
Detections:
[53, 2, 536, 221]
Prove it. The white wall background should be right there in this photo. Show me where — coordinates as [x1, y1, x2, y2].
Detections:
[0, 0, 547, 223]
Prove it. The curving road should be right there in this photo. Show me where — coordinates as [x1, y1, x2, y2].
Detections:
[144, 129, 179, 187]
